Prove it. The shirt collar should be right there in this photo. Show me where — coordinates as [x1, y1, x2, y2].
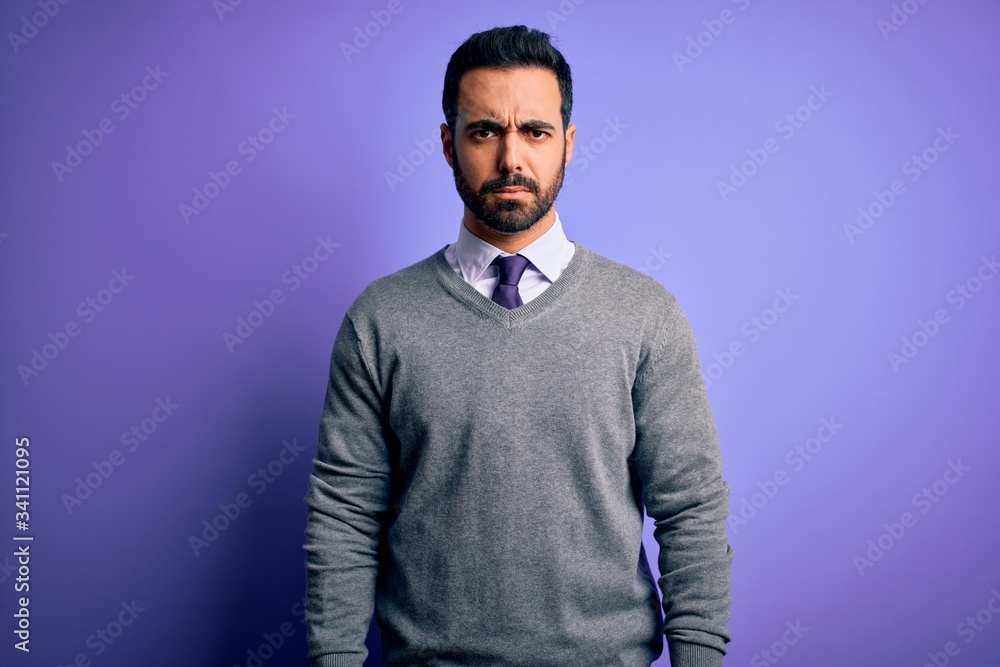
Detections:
[453, 211, 568, 283]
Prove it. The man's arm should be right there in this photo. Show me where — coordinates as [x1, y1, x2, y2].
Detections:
[303, 312, 392, 667]
[631, 295, 734, 667]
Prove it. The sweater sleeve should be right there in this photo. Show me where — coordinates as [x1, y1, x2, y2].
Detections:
[303, 312, 392, 667]
[631, 294, 734, 663]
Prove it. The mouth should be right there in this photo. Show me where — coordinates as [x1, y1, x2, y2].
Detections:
[491, 187, 530, 198]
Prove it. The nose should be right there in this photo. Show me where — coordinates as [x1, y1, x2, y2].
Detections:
[497, 132, 523, 174]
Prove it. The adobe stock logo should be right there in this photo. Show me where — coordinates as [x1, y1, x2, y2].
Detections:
[54, 600, 145, 665]
[16, 267, 135, 386]
[563, 116, 627, 187]
[921, 587, 1000, 667]
[750, 620, 809, 667]
[188, 438, 307, 557]
[843, 126, 959, 244]
[703, 288, 799, 390]
[852, 459, 970, 576]
[543, 0, 586, 31]
[672, 0, 755, 74]
[384, 128, 440, 192]
[222, 235, 339, 353]
[727, 417, 842, 535]
[61, 397, 179, 515]
[213, 0, 246, 22]
[716, 86, 833, 201]
[877, 0, 934, 40]
[635, 245, 671, 276]
[51, 66, 170, 182]
[886, 254, 996, 373]
[338, 0, 413, 63]
[7, 0, 73, 54]
[179, 106, 296, 224]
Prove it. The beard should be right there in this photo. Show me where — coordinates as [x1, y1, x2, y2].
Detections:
[451, 141, 566, 235]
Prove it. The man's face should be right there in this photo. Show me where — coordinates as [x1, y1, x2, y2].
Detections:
[443, 67, 575, 235]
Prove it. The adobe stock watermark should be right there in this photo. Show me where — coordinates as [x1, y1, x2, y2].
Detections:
[187, 438, 306, 556]
[51, 65, 170, 182]
[339, 0, 413, 63]
[921, 587, 1000, 667]
[213, 0, 247, 22]
[232, 597, 308, 667]
[843, 126, 959, 244]
[16, 267, 135, 387]
[672, 0, 755, 74]
[178, 106, 296, 224]
[0, 557, 15, 585]
[385, 127, 441, 192]
[60, 397, 180, 515]
[222, 235, 339, 353]
[55, 600, 146, 666]
[750, 620, 809, 667]
[635, 245, 671, 276]
[727, 417, 843, 534]
[878, 0, 934, 41]
[544, 0, 586, 31]
[852, 458, 970, 576]
[563, 116, 627, 186]
[702, 288, 799, 390]
[7, 0, 73, 54]
[886, 253, 997, 373]
[716, 85, 833, 201]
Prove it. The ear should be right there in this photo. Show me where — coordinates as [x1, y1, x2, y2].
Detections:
[564, 123, 576, 167]
[441, 123, 455, 169]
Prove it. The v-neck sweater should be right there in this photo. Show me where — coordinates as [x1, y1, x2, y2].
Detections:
[304, 242, 734, 667]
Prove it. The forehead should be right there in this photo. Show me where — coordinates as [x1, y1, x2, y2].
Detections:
[456, 66, 561, 123]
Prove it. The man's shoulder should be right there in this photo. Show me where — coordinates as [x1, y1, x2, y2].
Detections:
[576, 243, 681, 314]
[346, 246, 446, 318]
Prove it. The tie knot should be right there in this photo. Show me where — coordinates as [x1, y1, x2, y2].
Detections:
[491, 253, 530, 287]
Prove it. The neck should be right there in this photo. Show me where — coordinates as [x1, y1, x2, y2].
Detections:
[463, 208, 557, 253]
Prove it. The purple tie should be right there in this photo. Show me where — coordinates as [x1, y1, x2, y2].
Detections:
[490, 254, 530, 309]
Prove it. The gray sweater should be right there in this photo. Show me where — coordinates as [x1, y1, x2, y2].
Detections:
[304, 242, 733, 667]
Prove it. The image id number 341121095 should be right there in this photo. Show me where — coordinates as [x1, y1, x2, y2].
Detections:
[14, 435, 33, 653]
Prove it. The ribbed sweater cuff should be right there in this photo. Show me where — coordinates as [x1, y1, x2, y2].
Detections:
[312, 653, 365, 667]
[668, 641, 725, 667]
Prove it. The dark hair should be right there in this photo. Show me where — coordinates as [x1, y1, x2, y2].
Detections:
[442, 25, 573, 135]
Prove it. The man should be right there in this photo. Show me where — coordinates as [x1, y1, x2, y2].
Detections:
[304, 24, 733, 667]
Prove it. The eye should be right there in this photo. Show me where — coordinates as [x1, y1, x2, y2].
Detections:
[528, 129, 548, 140]
[472, 129, 495, 139]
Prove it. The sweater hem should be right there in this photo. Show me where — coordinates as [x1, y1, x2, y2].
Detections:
[668, 641, 725, 667]
[311, 652, 365, 667]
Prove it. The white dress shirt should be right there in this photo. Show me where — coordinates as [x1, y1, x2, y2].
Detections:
[444, 211, 576, 305]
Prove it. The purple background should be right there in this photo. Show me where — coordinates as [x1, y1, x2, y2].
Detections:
[2, 1, 999, 665]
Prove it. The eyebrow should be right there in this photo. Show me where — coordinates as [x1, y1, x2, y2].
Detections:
[465, 118, 557, 133]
